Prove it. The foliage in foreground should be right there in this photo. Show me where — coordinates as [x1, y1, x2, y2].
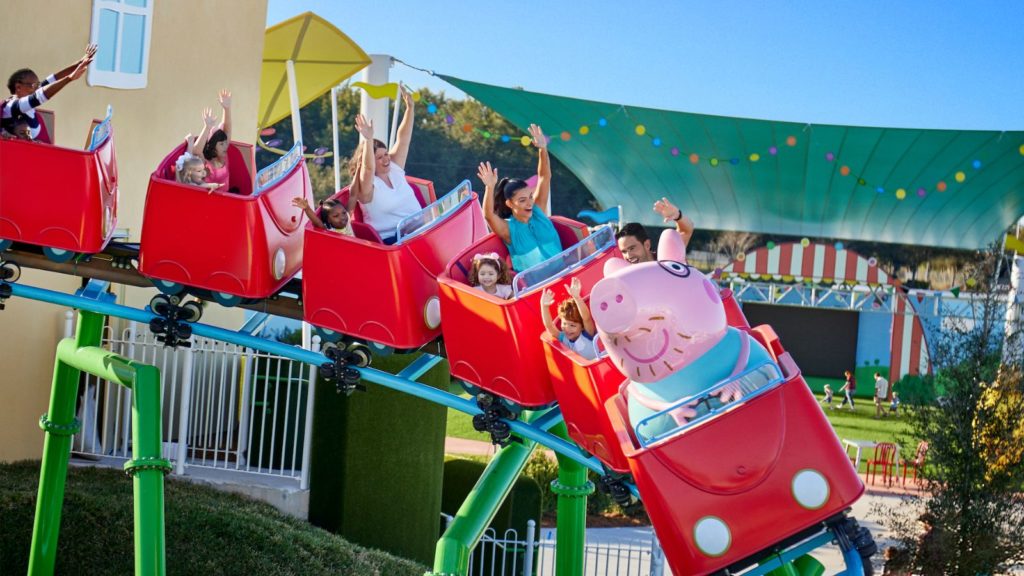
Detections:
[0, 461, 426, 576]
[878, 250, 1024, 576]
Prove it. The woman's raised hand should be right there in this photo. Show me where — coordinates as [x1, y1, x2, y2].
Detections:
[82, 44, 99, 62]
[565, 277, 582, 299]
[540, 288, 555, 307]
[477, 161, 498, 189]
[528, 124, 547, 149]
[355, 114, 374, 140]
[399, 84, 413, 108]
[202, 107, 217, 129]
[218, 89, 232, 109]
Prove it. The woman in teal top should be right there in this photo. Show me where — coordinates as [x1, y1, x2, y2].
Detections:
[477, 124, 561, 271]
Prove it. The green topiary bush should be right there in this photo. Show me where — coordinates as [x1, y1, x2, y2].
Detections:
[441, 457, 541, 537]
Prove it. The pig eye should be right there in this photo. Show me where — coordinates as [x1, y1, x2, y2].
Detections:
[658, 260, 691, 278]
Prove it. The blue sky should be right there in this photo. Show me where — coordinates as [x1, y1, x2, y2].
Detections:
[267, 1, 1023, 131]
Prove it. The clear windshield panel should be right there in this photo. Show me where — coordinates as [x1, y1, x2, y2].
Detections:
[255, 141, 303, 193]
[634, 360, 785, 447]
[395, 180, 473, 243]
[88, 106, 114, 151]
[511, 225, 615, 297]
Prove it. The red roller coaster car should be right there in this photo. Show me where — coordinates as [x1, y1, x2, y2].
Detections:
[603, 325, 864, 576]
[0, 109, 117, 261]
[438, 222, 618, 408]
[302, 179, 487, 349]
[138, 141, 310, 305]
[541, 288, 751, 474]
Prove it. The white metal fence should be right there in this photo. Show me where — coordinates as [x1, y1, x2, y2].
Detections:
[68, 313, 318, 488]
[446, 516, 666, 576]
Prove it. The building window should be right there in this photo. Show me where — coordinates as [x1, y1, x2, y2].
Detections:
[88, 0, 153, 89]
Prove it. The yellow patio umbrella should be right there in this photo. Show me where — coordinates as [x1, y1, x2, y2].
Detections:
[259, 11, 370, 138]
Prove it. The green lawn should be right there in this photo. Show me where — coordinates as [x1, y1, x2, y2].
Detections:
[821, 402, 916, 473]
[447, 407, 484, 441]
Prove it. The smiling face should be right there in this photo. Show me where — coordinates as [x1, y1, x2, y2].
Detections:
[182, 160, 208, 184]
[505, 186, 535, 220]
[591, 229, 727, 382]
[475, 262, 499, 288]
[325, 205, 350, 230]
[617, 235, 653, 264]
[561, 317, 584, 341]
[373, 145, 390, 176]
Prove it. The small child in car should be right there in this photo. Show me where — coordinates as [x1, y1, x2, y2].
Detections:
[292, 197, 353, 236]
[541, 276, 597, 360]
[468, 252, 513, 299]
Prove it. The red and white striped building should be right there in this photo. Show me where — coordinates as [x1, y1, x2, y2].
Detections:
[723, 242, 931, 384]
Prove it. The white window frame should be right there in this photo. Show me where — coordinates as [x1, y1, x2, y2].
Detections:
[88, 0, 153, 90]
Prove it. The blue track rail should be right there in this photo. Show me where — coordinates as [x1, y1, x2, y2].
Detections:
[4, 280, 877, 571]
[7, 282, 614, 479]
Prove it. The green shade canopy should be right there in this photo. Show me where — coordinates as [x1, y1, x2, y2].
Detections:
[442, 75, 1024, 250]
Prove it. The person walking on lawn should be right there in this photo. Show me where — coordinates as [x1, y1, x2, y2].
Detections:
[838, 370, 857, 410]
[873, 372, 890, 419]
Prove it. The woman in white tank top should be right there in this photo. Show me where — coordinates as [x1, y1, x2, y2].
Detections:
[351, 87, 421, 243]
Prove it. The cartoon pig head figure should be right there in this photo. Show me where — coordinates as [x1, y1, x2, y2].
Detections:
[591, 229, 727, 383]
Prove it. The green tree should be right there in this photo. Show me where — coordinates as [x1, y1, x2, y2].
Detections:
[257, 87, 600, 217]
[880, 248, 1024, 576]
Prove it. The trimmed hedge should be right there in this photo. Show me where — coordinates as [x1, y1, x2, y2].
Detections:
[0, 461, 426, 575]
[308, 352, 449, 566]
[441, 457, 542, 537]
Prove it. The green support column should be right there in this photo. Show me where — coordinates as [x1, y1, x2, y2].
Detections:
[28, 311, 104, 576]
[429, 412, 540, 576]
[28, 311, 171, 576]
[123, 362, 169, 576]
[549, 423, 593, 576]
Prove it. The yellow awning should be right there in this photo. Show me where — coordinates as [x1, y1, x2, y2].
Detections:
[1006, 233, 1024, 255]
[259, 12, 370, 129]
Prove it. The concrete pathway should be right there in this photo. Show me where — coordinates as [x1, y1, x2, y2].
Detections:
[534, 492, 901, 575]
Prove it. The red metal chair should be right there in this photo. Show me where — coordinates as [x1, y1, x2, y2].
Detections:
[865, 442, 897, 486]
[901, 441, 929, 487]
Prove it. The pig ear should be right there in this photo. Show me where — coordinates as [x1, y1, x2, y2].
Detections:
[605, 257, 629, 276]
[658, 229, 687, 264]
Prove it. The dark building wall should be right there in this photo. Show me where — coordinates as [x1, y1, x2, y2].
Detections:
[743, 303, 858, 379]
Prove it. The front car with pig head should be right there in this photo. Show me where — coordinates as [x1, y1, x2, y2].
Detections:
[590, 229, 775, 441]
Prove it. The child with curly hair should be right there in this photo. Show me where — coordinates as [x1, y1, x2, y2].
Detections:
[468, 252, 513, 299]
[541, 277, 597, 360]
[292, 197, 353, 236]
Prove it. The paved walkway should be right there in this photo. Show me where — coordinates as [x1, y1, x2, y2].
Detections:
[446, 436, 559, 459]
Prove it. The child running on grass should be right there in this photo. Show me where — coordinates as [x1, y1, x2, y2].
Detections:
[821, 383, 835, 409]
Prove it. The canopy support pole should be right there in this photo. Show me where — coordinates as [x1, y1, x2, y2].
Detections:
[285, 59, 303, 145]
[331, 85, 341, 191]
[359, 55, 393, 144]
[286, 59, 311, 352]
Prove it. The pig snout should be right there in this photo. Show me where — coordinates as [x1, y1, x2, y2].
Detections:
[591, 278, 638, 334]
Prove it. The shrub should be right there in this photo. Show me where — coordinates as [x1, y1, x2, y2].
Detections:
[0, 461, 426, 575]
